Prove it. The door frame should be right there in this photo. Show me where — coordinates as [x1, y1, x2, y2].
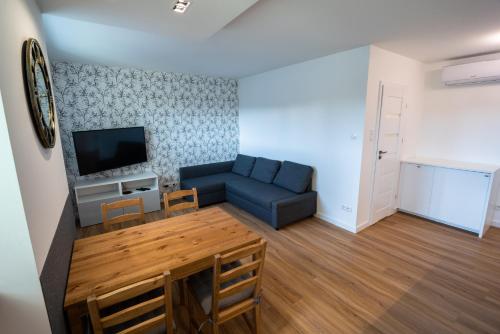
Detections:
[366, 81, 408, 229]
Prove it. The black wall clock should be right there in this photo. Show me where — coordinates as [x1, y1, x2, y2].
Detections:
[22, 38, 56, 148]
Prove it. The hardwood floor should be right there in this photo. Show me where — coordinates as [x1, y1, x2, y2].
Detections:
[77, 204, 500, 333]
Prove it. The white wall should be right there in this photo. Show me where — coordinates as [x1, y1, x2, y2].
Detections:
[418, 53, 500, 165]
[356, 46, 424, 229]
[239, 47, 370, 232]
[417, 52, 500, 228]
[0, 92, 52, 333]
[0, 0, 69, 273]
[239, 45, 500, 233]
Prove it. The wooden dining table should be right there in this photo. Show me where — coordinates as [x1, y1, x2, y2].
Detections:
[64, 206, 262, 334]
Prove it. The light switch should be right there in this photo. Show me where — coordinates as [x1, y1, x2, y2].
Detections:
[369, 129, 375, 142]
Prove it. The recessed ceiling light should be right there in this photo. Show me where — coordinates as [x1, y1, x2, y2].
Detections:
[173, 0, 191, 14]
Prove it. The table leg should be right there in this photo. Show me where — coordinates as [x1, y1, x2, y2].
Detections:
[66, 304, 86, 334]
[178, 278, 188, 306]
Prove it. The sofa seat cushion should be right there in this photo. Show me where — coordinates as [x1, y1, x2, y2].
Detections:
[226, 178, 295, 209]
[250, 157, 281, 184]
[187, 261, 254, 315]
[273, 161, 313, 193]
[181, 173, 246, 195]
[232, 154, 256, 177]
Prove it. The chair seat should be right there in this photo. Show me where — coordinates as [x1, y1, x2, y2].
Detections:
[187, 261, 254, 315]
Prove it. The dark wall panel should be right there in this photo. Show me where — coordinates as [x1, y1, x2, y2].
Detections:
[40, 194, 76, 334]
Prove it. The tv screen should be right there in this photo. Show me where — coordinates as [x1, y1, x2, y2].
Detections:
[72, 127, 147, 176]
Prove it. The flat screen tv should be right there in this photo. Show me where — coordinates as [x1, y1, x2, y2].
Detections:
[72, 127, 147, 176]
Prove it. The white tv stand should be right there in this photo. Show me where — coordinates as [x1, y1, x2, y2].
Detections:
[74, 171, 161, 227]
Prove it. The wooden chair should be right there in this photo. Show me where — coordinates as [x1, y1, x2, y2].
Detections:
[87, 271, 174, 334]
[187, 240, 267, 334]
[163, 188, 199, 218]
[101, 197, 145, 232]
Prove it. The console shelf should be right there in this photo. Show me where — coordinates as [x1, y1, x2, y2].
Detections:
[74, 171, 161, 227]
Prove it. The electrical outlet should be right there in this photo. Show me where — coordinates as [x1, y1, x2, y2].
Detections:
[341, 205, 352, 213]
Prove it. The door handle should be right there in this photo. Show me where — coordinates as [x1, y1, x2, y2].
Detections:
[378, 150, 388, 160]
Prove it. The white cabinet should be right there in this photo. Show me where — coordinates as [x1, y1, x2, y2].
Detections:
[122, 191, 159, 213]
[399, 163, 435, 216]
[429, 168, 490, 232]
[78, 196, 122, 225]
[75, 172, 161, 227]
[398, 158, 499, 237]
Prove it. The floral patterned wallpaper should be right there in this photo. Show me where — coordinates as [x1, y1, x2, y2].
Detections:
[52, 62, 239, 204]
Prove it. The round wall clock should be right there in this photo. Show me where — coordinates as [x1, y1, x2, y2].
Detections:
[22, 38, 56, 148]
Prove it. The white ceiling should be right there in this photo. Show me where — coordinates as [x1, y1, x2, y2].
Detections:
[38, 0, 500, 78]
[37, 0, 258, 40]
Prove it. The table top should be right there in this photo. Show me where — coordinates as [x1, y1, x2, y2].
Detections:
[64, 207, 261, 308]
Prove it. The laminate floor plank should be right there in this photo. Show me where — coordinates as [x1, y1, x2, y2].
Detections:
[77, 204, 500, 333]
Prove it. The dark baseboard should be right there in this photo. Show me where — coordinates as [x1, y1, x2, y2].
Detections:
[40, 194, 76, 334]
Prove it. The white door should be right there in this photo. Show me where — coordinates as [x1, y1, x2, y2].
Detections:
[371, 83, 405, 224]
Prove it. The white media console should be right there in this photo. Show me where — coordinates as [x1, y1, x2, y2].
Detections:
[74, 171, 161, 227]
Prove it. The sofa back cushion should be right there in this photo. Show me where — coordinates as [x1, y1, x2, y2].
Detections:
[232, 154, 256, 177]
[250, 158, 281, 184]
[273, 161, 313, 193]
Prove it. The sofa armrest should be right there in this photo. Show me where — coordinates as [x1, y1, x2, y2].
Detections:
[179, 161, 234, 181]
[271, 191, 317, 229]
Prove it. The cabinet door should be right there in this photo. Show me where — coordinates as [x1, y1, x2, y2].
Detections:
[122, 191, 161, 213]
[398, 163, 435, 216]
[78, 196, 122, 227]
[429, 168, 490, 232]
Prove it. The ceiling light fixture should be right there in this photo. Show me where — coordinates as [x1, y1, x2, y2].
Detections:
[173, 0, 191, 14]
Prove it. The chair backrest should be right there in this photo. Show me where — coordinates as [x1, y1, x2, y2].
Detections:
[163, 188, 199, 218]
[212, 239, 267, 324]
[87, 271, 174, 334]
[101, 197, 145, 232]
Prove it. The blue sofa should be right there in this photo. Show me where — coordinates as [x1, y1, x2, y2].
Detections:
[179, 154, 317, 229]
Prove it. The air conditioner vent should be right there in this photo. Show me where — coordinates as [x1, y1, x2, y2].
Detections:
[442, 59, 500, 86]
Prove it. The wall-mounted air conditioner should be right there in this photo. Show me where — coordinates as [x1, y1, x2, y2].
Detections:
[441, 59, 500, 86]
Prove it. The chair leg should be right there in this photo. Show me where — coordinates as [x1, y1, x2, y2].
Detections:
[179, 279, 188, 306]
[186, 289, 194, 334]
[187, 316, 193, 334]
[254, 304, 262, 334]
[211, 322, 219, 334]
[243, 312, 253, 331]
[189, 319, 197, 334]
